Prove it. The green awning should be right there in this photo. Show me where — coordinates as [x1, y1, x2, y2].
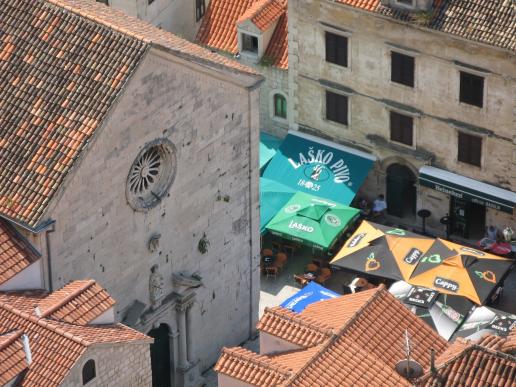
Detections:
[260, 177, 296, 233]
[265, 191, 360, 250]
[260, 132, 282, 170]
[419, 166, 516, 214]
[262, 130, 376, 205]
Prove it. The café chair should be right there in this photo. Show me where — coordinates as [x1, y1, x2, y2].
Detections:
[265, 266, 278, 279]
[261, 248, 273, 258]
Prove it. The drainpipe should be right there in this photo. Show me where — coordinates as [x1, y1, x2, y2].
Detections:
[44, 223, 56, 292]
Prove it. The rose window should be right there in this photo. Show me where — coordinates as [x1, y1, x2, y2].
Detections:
[126, 139, 176, 210]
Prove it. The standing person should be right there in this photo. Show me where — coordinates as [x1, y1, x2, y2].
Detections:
[372, 194, 387, 217]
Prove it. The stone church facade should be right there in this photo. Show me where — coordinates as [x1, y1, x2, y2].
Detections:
[0, 1, 262, 386]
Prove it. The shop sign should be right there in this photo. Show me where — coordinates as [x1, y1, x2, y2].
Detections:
[404, 287, 438, 308]
[487, 316, 516, 335]
[419, 176, 514, 214]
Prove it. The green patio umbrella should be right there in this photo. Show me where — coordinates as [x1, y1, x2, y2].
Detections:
[265, 191, 360, 249]
[260, 177, 296, 233]
[260, 132, 282, 170]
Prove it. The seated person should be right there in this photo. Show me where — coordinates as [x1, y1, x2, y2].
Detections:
[486, 225, 499, 241]
[358, 198, 371, 218]
[372, 194, 387, 217]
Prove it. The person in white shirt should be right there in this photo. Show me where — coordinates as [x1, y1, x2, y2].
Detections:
[372, 194, 387, 217]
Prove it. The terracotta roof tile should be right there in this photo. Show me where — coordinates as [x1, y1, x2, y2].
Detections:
[334, 0, 515, 51]
[214, 346, 292, 386]
[257, 306, 334, 347]
[0, 219, 40, 285]
[238, 0, 285, 32]
[196, 0, 288, 68]
[418, 332, 516, 386]
[0, 0, 257, 230]
[37, 280, 115, 324]
[0, 331, 27, 385]
[218, 287, 450, 386]
[263, 11, 288, 69]
[0, 281, 151, 386]
[286, 334, 411, 387]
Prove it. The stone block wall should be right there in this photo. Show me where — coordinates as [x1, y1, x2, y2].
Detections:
[109, 0, 208, 40]
[288, 0, 515, 233]
[62, 343, 152, 387]
[37, 49, 261, 371]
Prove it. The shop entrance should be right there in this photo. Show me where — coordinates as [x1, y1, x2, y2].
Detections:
[386, 164, 416, 219]
[148, 324, 173, 387]
[450, 197, 485, 240]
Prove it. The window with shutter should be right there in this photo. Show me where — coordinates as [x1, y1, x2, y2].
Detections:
[325, 32, 348, 67]
[390, 112, 413, 146]
[459, 72, 484, 107]
[273, 94, 287, 119]
[458, 132, 482, 166]
[391, 52, 414, 87]
[326, 91, 348, 126]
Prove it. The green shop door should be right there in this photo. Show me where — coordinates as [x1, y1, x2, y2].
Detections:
[386, 164, 416, 218]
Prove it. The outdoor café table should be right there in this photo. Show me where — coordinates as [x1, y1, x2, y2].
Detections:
[263, 256, 274, 267]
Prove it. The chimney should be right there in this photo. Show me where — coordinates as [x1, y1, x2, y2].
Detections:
[21, 334, 32, 365]
[430, 348, 437, 375]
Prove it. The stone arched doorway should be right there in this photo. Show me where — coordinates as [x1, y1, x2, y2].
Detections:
[386, 163, 416, 219]
[148, 323, 172, 387]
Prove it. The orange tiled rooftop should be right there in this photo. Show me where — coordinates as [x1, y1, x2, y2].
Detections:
[0, 280, 150, 386]
[0, 0, 257, 231]
[216, 286, 450, 386]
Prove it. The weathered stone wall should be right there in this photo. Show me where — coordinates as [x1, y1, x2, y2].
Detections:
[257, 66, 290, 138]
[237, 57, 290, 139]
[39, 49, 261, 372]
[62, 343, 152, 387]
[289, 0, 515, 234]
[109, 0, 209, 40]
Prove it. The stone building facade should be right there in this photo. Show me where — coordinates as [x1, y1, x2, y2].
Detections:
[288, 0, 515, 240]
[103, 0, 209, 40]
[196, 0, 291, 139]
[0, 1, 262, 386]
[63, 343, 153, 387]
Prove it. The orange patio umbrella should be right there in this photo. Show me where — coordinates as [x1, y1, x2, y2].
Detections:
[408, 239, 513, 305]
[331, 221, 434, 281]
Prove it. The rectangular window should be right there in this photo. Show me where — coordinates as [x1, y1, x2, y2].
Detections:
[242, 34, 258, 53]
[458, 132, 482, 167]
[196, 0, 206, 22]
[325, 32, 348, 67]
[390, 112, 413, 146]
[460, 71, 484, 107]
[326, 91, 348, 126]
[391, 52, 414, 87]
